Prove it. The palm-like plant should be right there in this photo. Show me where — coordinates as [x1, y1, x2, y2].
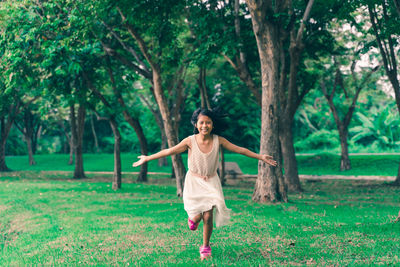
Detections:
[350, 104, 400, 149]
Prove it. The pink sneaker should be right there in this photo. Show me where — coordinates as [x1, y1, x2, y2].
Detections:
[188, 218, 199, 231]
[199, 245, 211, 260]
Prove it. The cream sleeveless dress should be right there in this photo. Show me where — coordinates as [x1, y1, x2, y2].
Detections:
[183, 134, 231, 227]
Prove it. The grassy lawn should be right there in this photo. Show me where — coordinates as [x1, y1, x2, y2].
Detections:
[6, 153, 400, 176]
[1, 173, 399, 266]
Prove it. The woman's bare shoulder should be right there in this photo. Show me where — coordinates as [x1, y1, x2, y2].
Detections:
[182, 136, 193, 149]
[218, 135, 228, 144]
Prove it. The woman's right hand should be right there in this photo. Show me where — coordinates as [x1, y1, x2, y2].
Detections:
[132, 155, 147, 167]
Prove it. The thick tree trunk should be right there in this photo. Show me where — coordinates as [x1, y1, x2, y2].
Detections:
[109, 118, 122, 190]
[246, 1, 287, 202]
[339, 128, 351, 171]
[70, 104, 86, 179]
[279, 123, 301, 192]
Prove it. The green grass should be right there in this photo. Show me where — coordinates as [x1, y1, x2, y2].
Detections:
[0, 174, 399, 265]
[6, 153, 400, 176]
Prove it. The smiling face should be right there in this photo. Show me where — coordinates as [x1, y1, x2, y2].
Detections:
[196, 114, 213, 135]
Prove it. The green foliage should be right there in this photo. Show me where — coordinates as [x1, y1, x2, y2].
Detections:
[295, 129, 340, 151]
[5, 127, 25, 156]
[350, 103, 400, 149]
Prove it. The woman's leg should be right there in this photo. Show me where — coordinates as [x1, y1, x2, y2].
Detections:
[191, 213, 202, 223]
[202, 208, 213, 246]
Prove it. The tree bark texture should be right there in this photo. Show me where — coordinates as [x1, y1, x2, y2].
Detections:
[198, 67, 212, 110]
[339, 128, 351, 171]
[246, 0, 287, 202]
[70, 104, 86, 179]
[109, 118, 122, 190]
[279, 121, 301, 192]
[159, 130, 168, 167]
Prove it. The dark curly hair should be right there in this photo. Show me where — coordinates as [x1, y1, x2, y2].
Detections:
[191, 107, 228, 135]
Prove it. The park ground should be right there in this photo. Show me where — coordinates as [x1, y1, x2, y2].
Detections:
[1, 153, 400, 265]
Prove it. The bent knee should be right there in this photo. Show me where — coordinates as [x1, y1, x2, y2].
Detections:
[202, 210, 213, 222]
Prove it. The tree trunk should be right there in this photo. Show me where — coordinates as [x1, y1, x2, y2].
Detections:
[0, 115, 14, 171]
[15, 109, 37, 165]
[25, 112, 36, 165]
[279, 122, 301, 192]
[32, 124, 41, 155]
[394, 163, 400, 185]
[158, 130, 168, 167]
[105, 58, 149, 182]
[90, 113, 100, 153]
[368, 4, 400, 185]
[71, 104, 86, 179]
[0, 135, 9, 172]
[220, 146, 225, 186]
[117, 8, 186, 196]
[26, 137, 36, 165]
[246, 1, 287, 202]
[68, 137, 74, 165]
[124, 116, 148, 182]
[153, 70, 186, 197]
[109, 118, 122, 190]
[198, 67, 212, 110]
[339, 128, 351, 171]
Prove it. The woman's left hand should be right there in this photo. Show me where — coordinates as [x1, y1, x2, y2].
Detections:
[261, 155, 278, 166]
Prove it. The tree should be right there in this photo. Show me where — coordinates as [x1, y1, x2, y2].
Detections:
[0, 0, 41, 171]
[90, 0, 190, 196]
[14, 106, 42, 165]
[245, 0, 291, 202]
[366, 0, 400, 184]
[320, 54, 380, 170]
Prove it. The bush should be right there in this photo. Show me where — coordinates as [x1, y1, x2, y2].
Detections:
[294, 129, 339, 151]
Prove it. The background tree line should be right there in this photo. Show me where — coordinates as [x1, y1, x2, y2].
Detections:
[1, 0, 399, 201]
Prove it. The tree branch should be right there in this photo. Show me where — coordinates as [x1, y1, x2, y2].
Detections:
[116, 7, 157, 72]
[295, 0, 315, 45]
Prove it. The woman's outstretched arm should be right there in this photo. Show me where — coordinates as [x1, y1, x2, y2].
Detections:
[219, 136, 277, 166]
[132, 137, 190, 167]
